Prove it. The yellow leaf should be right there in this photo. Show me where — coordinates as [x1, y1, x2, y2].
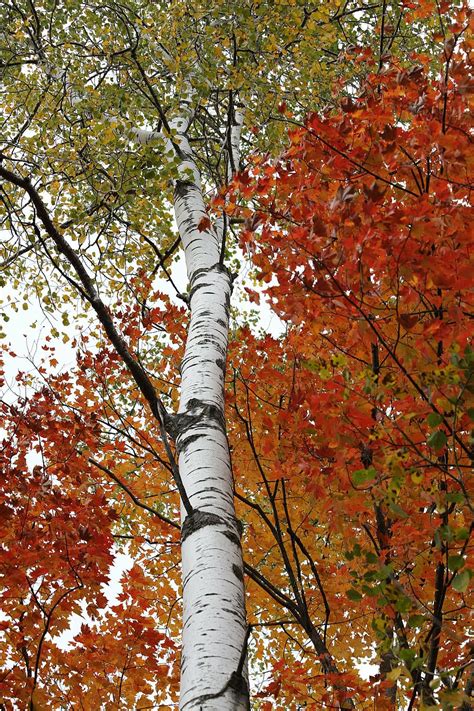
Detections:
[386, 667, 402, 681]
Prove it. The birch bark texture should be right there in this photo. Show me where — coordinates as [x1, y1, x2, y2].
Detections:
[170, 98, 249, 709]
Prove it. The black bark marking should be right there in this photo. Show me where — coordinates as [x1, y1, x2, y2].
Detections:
[222, 529, 241, 547]
[232, 564, 244, 582]
[191, 266, 210, 278]
[163, 413, 183, 440]
[187, 625, 251, 709]
[229, 671, 248, 696]
[174, 179, 194, 198]
[190, 262, 232, 283]
[185, 400, 225, 427]
[185, 398, 201, 409]
[181, 510, 225, 542]
[188, 281, 211, 300]
[165, 399, 226, 440]
[177, 432, 206, 454]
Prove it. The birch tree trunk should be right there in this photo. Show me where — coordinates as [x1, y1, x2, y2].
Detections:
[169, 99, 249, 710]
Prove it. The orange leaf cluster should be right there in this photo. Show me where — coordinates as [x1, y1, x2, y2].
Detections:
[227, 17, 473, 708]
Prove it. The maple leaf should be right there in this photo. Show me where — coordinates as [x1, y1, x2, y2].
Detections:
[231, 28, 473, 709]
[330, 184, 357, 209]
[197, 215, 211, 232]
[398, 313, 419, 330]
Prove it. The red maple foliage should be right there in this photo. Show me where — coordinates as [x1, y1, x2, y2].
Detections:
[225, 11, 473, 708]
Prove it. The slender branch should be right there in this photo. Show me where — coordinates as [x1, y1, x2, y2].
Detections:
[234, 375, 307, 612]
[88, 456, 180, 529]
[0, 242, 37, 270]
[156, 401, 194, 516]
[422, 562, 447, 702]
[289, 526, 331, 647]
[378, 0, 387, 72]
[131, 49, 171, 134]
[31, 566, 82, 699]
[281, 479, 308, 615]
[297, 250, 472, 459]
[243, 561, 299, 615]
[0, 161, 160, 418]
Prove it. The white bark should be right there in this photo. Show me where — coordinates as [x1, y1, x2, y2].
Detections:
[227, 103, 244, 182]
[170, 92, 249, 710]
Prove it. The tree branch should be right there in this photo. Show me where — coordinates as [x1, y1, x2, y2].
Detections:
[88, 456, 180, 530]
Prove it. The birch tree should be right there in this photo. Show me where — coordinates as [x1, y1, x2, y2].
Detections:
[0, 2, 339, 706]
[0, 1, 459, 708]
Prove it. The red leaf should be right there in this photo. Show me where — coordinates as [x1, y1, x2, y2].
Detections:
[197, 216, 211, 232]
[398, 313, 419, 330]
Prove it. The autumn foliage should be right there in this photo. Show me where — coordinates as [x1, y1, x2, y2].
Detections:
[0, 343, 181, 708]
[0, 4, 473, 710]
[226, 15, 473, 709]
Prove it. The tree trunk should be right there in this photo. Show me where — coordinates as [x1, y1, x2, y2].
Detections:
[170, 110, 248, 710]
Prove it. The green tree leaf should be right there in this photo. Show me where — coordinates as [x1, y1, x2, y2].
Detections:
[452, 570, 471, 593]
[351, 467, 377, 486]
[427, 430, 447, 450]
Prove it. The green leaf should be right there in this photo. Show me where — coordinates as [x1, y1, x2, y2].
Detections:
[426, 412, 443, 427]
[352, 467, 377, 486]
[372, 617, 386, 633]
[407, 614, 425, 628]
[438, 524, 454, 541]
[399, 647, 416, 666]
[427, 430, 447, 450]
[386, 667, 403, 682]
[467, 407, 474, 421]
[395, 595, 411, 613]
[445, 492, 465, 504]
[362, 585, 378, 597]
[447, 555, 465, 572]
[377, 564, 393, 579]
[454, 527, 469, 541]
[388, 501, 409, 519]
[452, 569, 471, 593]
[346, 588, 362, 601]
